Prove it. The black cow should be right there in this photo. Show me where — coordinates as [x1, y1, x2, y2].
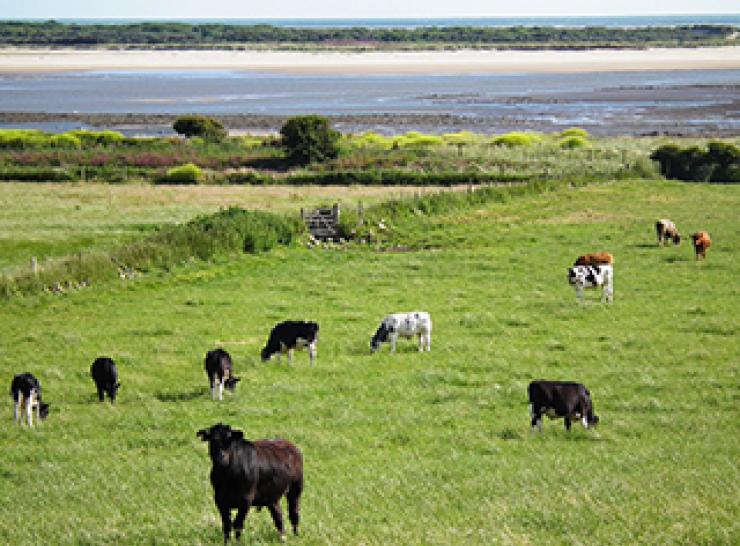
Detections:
[205, 349, 240, 401]
[528, 380, 599, 433]
[261, 321, 319, 366]
[10, 372, 50, 426]
[197, 423, 304, 543]
[90, 357, 120, 403]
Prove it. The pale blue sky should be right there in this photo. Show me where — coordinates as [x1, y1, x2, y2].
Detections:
[1, 0, 738, 19]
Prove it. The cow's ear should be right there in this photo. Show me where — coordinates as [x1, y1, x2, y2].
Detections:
[230, 430, 244, 442]
[233, 377, 241, 383]
[197, 429, 211, 441]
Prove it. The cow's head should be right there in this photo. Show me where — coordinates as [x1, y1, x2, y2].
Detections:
[225, 377, 241, 391]
[197, 423, 245, 464]
[39, 402, 50, 420]
[260, 346, 273, 362]
[370, 324, 389, 353]
[672, 233, 681, 245]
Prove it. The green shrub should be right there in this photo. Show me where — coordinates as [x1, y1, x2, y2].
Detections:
[490, 132, 541, 147]
[559, 136, 590, 149]
[159, 163, 204, 184]
[349, 132, 393, 149]
[560, 127, 590, 138]
[0, 167, 74, 182]
[394, 133, 444, 149]
[173, 115, 227, 142]
[68, 130, 125, 147]
[651, 142, 739, 183]
[280, 115, 341, 165]
[442, 131, 478, 145]
[50, 134, 82, 149]
[0, 129, 50, 149]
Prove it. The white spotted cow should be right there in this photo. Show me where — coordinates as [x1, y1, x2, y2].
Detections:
[370, 311, 432, 353]
[567, 264, 613, 303]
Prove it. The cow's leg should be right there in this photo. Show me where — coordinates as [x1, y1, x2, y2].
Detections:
[97, 387, 105, 402]
[218, 378, 224, 401]
[564, 416, 572, 431]
[27, 392, 35, 427]
[308, 342, 316, 366]
[287, 482, 302, 535]
[582, 416, 589, 429]
[418, 333, 424, 352]
[211, 377, 217, 400]
[575, 285, 584, 302]
[288, 349, 293, 364]
[217, 502, 232, 543]
[390, 334, 397, 354]
[233, 501, 251, 542]
[267, 502, 286, 541]
[426, 331, 431, 351]
[530, 405, 543, 434]
[13, 397, 19, 424]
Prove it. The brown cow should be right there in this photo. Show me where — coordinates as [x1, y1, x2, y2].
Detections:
[691, 231, 712, 260]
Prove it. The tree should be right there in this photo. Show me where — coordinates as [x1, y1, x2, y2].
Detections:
[279, 115, 340, 165]
[172, 115, 227, 142]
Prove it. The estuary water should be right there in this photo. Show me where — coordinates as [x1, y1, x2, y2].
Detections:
[1, 68, 738, 136]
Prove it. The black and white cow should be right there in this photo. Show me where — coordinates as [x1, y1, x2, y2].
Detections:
[90, 357, 120, 403]
[261, 321, 319, 366]
[567, 264, 613, 303]
[10, 373, 50, 427]
[197, 423, 304, 543]
[528, 380, 599, 433]
[205, 348, 240, 401]
[370, 311, 432, 353]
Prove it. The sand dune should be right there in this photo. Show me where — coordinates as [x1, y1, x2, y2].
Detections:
[1, 46, 739, 74]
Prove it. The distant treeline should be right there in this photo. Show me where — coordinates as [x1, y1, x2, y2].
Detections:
[0, 21, 736, 48]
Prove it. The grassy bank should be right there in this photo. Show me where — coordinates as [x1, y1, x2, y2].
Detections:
[0, 179, 737, 545]
[0, 182, 443, 274]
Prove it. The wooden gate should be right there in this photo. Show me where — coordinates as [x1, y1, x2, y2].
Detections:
[301, 203, 340, 240]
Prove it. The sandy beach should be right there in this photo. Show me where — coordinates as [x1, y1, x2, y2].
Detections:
[1, 46, 739, 74]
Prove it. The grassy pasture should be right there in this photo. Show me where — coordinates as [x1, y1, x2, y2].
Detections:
[0, 182, 440, 273]
[0, 179, 738, 545]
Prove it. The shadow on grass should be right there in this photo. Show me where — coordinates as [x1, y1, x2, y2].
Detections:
[155, 387, 204, 403]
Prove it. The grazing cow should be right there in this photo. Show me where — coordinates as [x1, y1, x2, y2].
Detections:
[574, 252, 614, 267]
[370, 311, 432, 353]
[90, 357, 120, 403]
[691, 231, 712, 260]
[261, 321, 319, 366]
[197, 423, 303, 543]
[528, 380, 599, 433]
[205, 349, 240, 401]
[10, 373, 50, 427]
[567, 264, 613, 303]
[656, 219, 681, 246]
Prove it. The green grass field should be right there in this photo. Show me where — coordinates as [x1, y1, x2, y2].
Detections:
[0, 179, 738, 545]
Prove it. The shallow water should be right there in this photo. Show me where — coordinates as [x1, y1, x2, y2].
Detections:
[1, 69, 738, 135]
